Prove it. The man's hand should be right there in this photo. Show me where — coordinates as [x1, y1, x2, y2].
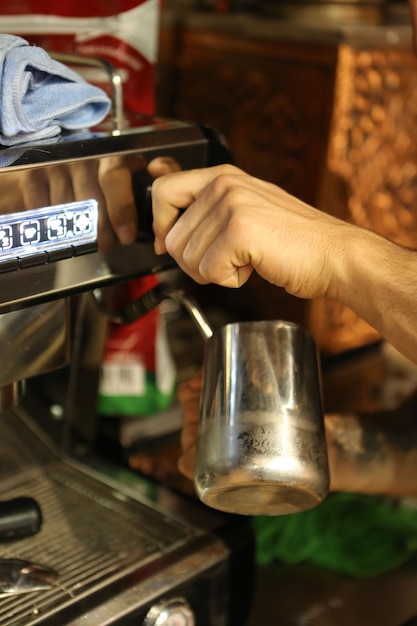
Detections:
[151, 163, 343, 299]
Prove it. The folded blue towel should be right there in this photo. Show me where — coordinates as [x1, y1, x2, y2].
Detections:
[0, 34, 111, 147]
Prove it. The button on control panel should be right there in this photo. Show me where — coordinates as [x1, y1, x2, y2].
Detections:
[0, 199, 98, 273]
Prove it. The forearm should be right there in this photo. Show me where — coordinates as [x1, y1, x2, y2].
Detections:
[330, 225, 417, 364]
[151, 165, 417, 362]
[326, 394, 417, 497]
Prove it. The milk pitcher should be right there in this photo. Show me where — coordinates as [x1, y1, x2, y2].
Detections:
[194, 320, 330, 516]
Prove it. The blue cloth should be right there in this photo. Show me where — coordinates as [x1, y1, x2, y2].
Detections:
[0, 34, 111, 147]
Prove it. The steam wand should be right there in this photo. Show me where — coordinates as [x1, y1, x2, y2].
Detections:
[92, 283, 214, 341]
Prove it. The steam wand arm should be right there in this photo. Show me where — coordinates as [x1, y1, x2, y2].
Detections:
[93, 283, 214, 340]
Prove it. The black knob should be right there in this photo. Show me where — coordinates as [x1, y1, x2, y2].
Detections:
[0, 497, 43, 541]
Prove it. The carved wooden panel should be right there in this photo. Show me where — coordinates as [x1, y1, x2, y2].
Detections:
[310, 45, 417, 353]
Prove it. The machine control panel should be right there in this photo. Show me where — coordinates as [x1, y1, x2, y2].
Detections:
[0, 199, 98, 273]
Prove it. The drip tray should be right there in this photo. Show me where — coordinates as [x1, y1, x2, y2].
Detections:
[0, 408, 230, 626]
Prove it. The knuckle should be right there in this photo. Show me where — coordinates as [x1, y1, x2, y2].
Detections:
[209, 172, 236, 197]
[164, 232, 180, 257]
[182, 244, 195, 267]
[151, 174, 169, 198]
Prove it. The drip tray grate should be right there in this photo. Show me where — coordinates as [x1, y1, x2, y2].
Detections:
[0, 410, 196, 625]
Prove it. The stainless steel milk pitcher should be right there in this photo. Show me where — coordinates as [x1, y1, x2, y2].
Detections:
[193, 320, 330, 516]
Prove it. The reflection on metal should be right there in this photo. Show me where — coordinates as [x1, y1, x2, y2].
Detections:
[0, 557, 58, 597]
[0, 300, 70, 387]
[0, 381, 25, 410]
[93, 282, 215, 341]
[194, 320, 329, 516]
[0, 119, 229, 314]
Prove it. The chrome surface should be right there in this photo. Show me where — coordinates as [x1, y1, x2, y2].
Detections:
[0, 118, 223, 314]
[165, 288, 214, 341]
[0, 407, 230, 625]
[143, 598, 196, 625]
[93, 283, 215, 340]
[0, 300, 69, 388]
[0, 559, 58, 598]
[194, 320, 330, 516]
[0, 382, 25, 411]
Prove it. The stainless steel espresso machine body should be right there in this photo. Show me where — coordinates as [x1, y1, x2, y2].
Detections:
[0, 115, 225, 315]
[0, 117, 253, 626]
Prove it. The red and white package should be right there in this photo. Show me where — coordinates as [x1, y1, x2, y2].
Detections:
[0, 0, 160, 115]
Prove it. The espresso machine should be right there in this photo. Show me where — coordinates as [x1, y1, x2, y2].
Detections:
[0, 111, 254, 625]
